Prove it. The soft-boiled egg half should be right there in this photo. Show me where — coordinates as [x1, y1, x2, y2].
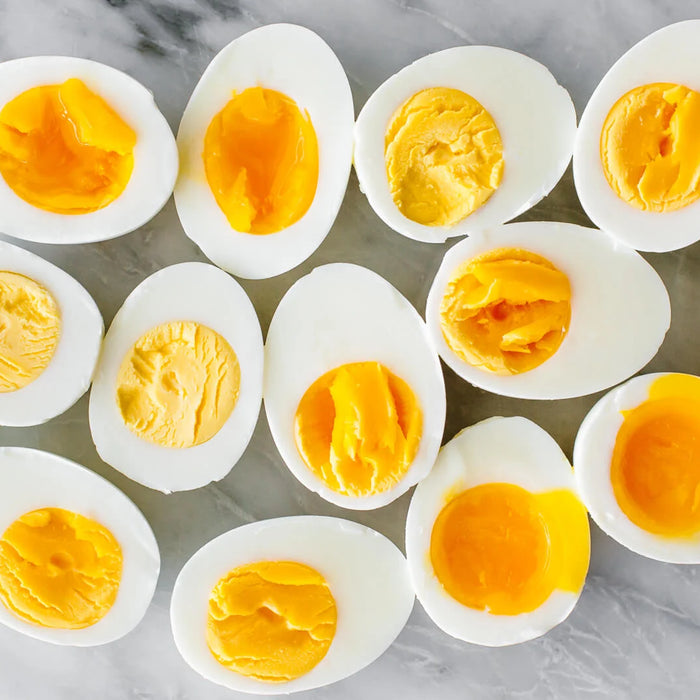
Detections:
[0, 241, 103, 426]
[175, 24, 354, 279]
[575, 20, 700, 252]
[0, 447, 159, 646]
[171, 516, 414, 694]
[354, 46, 576, 243]
[425, 221, 670, 400]
[0, 56, 177, 244]
[264, 263, 446, 510]
[406, 417, 590, 646]
[575, 372, 700, 563]
[89, 263, 263, 493]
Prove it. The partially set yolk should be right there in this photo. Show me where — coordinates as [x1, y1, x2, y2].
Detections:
[430, 483, 589, 615]
[0, 78, 136, 214]
[207, 560, 337, 682]
[601, 83, 700, 212]
[116, 321, 240, 449]
[439, 248, 571, 375]
[203, 86, 319, 234]
[0, 507, 122, 629]
[385, 87, 504, 227]
[294, 362, 422, 497]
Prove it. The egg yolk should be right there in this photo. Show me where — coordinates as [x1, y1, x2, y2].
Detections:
[0, 508, 122, 629]
[203, 86, 319, 235]
[439, 248, 571, 375]
[0, 78, 136, 214]
[294, 362, 422, 497]
[430, 483, 589, 615]
[611, 374, 700, 537]
[116, 321, 240, 449]
[384, 87, 504, 227]
[0, 271, 61, 393]
[207, 561, 337, 682]
[601, 83, 700, 213]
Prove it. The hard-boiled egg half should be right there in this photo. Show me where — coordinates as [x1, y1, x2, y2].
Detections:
[0, 241, 102, 426]
[0, 56, 177, 244]
[171, 516, 414, 694]
[89, 263, 263, 493]
[406, 417, 590, 646]
[265, 263, 446, 510]
[354, 46, 576, 243]
[0, 447, 159, 646]
[175, 24, 354, 279]
[425, 221, 670, 400]
[574, 20, 700, 252]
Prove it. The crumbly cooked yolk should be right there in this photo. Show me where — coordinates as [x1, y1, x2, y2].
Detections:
[0, 508, 122, 629]
[116, 321, 240, 449]
[611, 374, 700, 537]
[207, 561, 337, 682]
[385, 87, 504, 227]
[203, 86, 319, 234]
[294, 361, 422, 497]
[439, 248, 571, 375]
[0, 271, 61, 392]
[0, 78, 136, 214]
[430, 483, 589, 615]
[601, 83, 700, 212]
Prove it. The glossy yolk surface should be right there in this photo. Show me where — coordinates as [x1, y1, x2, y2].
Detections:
[207, 561, 337, 682]
[0, 78, 136, 214]
[0, 508, 122, 629]
[116, 321, 240, 449]
[203, 86, 319, 234]
[294, 362, 422, 497]
[385, 87, 504, 227]
[601, 83, 700, 212]
[439, 248, 571, 375]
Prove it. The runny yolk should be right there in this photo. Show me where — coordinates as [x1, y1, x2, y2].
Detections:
[294, 362, 422, 497]
[203, 86, 319, 234]
[207, 561, 337, 682]
[439, 248, 571, 375]
[0, 78, 136, 214]
[430, 483, 589, 615]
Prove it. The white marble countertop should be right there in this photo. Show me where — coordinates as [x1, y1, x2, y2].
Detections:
[2, 0, 700, 698]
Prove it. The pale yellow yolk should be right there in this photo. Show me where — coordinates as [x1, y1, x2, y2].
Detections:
[207, 561, 337, 682]
[601, 83, 700, 212]
[0, 508, 122, 629]
[439, 248, 571, 375]
[203, 86, 319, 234]
[385, 87, 504, 227]
[430, 483, 589, 615]
[611, 374, 700, 537]
[294, 362, 422, 497]
[116, 321, 240, 449]
[0, 78, 136, 214]
[0, 271, 61, 392]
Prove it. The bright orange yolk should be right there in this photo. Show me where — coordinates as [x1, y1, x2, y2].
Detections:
[430, 483, 589, 615]
[203, 86, 319, 234]
[294, 361, 422, 497]
[0, 78, 136, 214]
[611, 374, 700, 537]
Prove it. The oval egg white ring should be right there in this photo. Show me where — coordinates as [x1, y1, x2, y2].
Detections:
[171, 516, 414, 695]
[574, 20, 700, 252]
[88, 262, 263, 493]
[354, 46, 576, 243]
[0, 241, 103, 426]
[0, 447, 160, 646]
[175, 24, 354, 280]
[425, 221, 670, 400]
[0, 57, 178, 245]
[264, 263, 446, 510]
